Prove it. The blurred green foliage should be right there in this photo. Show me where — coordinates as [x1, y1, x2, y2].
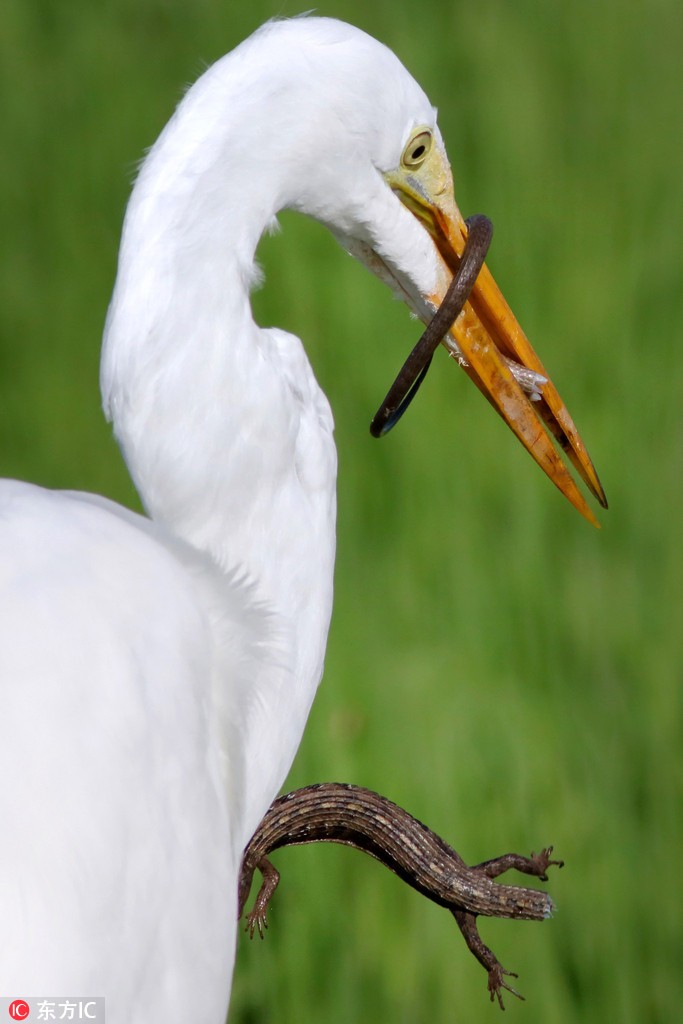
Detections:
[1, 0, 682, 1021]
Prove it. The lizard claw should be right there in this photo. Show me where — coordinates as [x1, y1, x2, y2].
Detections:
[245, 908, 268, 940]
[488, 964, 524, 1010]
[529, 846, 564, 882]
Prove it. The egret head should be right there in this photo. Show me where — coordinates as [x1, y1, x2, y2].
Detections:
[115, 17, 605, 524]
[237, 17, 604, 523]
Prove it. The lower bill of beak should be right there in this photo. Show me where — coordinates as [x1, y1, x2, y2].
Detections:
[426, 204, 607, 527]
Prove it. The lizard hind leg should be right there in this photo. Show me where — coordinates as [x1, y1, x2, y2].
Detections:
[244, 856, 281, 939]
[475, 846, 564, 884]
[452, 908, 524, 1010]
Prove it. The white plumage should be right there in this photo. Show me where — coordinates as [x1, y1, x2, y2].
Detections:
[0, 18, 442, 1022]
[0, 15, 602, 1024]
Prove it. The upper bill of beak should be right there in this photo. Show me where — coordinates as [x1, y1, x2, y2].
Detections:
[385, 148, 607, 527]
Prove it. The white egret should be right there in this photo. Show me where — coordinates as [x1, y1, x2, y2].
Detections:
[0, 16, 604, 1024]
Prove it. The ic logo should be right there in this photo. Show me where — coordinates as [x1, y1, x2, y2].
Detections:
[8, 1002, 30, 1021]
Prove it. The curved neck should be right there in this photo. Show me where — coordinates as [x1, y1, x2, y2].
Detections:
[102, 48, 333, 573]
[101, 44, 338, 840]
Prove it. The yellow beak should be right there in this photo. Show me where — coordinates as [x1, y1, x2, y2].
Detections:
[387, 148, 607, 527]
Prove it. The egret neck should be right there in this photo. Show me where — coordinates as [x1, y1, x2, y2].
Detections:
[101, 46, 344, 844]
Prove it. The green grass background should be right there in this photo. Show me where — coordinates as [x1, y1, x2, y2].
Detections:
[1, 0, 681, 1020]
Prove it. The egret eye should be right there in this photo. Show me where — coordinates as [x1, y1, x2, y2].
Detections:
[401, 129, 433, 170]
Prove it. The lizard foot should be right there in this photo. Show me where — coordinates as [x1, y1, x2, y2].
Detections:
[528, 846, 564, 883]
[245, 907, 268, 940]
[488, 963, 524, 1011]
